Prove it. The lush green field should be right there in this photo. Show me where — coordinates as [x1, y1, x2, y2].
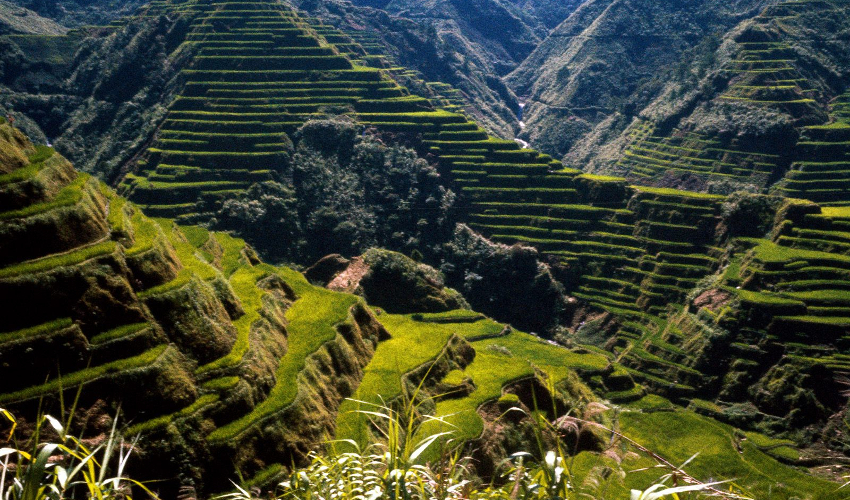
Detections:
[617, 405, 843, 499]
[208, 266, 360, 443]
[338, 310, 608, 455]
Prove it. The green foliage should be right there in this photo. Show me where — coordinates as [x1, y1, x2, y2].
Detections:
[720, 192, 784, 238]
[180, 225, 210, 248]
[202, 376, 240, 392]
[0, 345, 169, 404]
[212, 118, 456, 262]
[619, 409, 839, 498]
[359, 248, 465, 313]
[195, 263, 267, 374]
[0, 173, 89, 221]
[0, 318, 73, 344]
[207, 275, 359, 443]
[0, 241, 118, 279]
[136, 269, 193, 299]
[0, 408, 159, 500]
[89, 323, 148, 345]
[442, 370, 466, 386]
[125, 394, 219, 435]
[336, 312, 503, 448]
[26, 145, 54, 164]
[423, 332, 606, 448]
[441, 226, 569, 335]
[220, 397, 739, 500]
[153, 219, 218, 280]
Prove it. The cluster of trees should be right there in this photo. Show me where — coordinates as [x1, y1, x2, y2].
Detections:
[212, 117, 458, 263]
[212, 117, 572, 336]
[440, 225, 571, 335]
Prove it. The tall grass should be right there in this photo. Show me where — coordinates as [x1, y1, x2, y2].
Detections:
[217, 378, 740, 500]
[0, 407, 158, 500]
[0, 381, 770, 500]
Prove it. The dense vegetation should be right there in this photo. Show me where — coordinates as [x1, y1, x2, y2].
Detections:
[3, 104, 846, 498]
[2, 0, 850, 497]
[0, 5, 192, 183]
[210, 118, 456, 263]
[510, 0, 850, 203]
[0, 1, 66, 35]
[292, 0, 584, 138]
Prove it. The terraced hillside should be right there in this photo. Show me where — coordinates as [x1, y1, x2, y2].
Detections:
[550, 189, 850, 458]
[389, 82, 850, 456]
[330, 309, 841, 499]
[120, 0, 434, 220]
[3, 111, 849, 496]
[0, 120, 387, 494]
[112, 1, 850, 439]
[116, 0, 567, 229]
[597, 0, 850, 197]
[307, 20, 472, 115]
[781, 92, 850, 204]
[507, 0, 781, 160]
[4, 0, 850, 495]
[116, 2, 734, 316]
[291, 0, 561, 136]
[615, 121, 783, 191]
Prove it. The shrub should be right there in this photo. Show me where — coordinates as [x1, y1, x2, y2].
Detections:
[719, 192, 783, 238]
[214, 398, 730, 500]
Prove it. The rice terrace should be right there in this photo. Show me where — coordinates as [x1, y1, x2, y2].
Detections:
[1, 0, 850, 498]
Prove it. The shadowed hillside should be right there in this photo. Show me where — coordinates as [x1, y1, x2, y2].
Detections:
[112, 3, 850, 466]
[0, 0, 66, 35]
[7, 0, 148, 27]
[588, 0, 850, 200]
[0, 119, 387, 494]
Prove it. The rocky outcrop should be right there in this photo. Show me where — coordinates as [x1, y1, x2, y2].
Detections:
[304, 254, 350, 285]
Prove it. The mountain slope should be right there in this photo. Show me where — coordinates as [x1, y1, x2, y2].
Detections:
[111, 6, 850, 451]
[117, 0, 550, 234]
[507, 0, 776, 158]
[558, 0, 850, 205]
[1, 0, 850, 494]
[0, 9, 194, 183]
[357, 0, 543, 70]
[291, 0, 531, 137]
[0, 119, 383, 495]
[2, 119, 844, 498]
[505, 0, 587, 30]
[294, 0, 587, 137]
[8, 0, 147, 27]
[0, 0, 66, 35]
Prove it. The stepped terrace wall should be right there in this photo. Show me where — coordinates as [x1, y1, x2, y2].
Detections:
[0, 122, 385, 495]
[782, 92, 850, 205]
[121, 0, 426, 222]
[606, 0, 850, 198]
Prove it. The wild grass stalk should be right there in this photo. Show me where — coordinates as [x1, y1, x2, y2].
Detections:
[216, 373, 742, 500]
[0, 406, 158, 500]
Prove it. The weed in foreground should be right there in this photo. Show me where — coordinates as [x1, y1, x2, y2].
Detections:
[0, 407, 157, 500]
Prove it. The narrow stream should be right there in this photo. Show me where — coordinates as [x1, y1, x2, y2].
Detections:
[515, 102, 530, 149]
